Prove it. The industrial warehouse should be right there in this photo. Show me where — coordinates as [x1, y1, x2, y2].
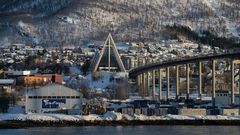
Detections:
[25, 84, 83, 114]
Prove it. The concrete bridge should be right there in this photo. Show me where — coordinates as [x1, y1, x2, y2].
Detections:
[129, 53, 240, 107]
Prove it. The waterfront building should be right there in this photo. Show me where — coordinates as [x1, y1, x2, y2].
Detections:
[215, 91, 240, 107]
[25, 84, 83, 114]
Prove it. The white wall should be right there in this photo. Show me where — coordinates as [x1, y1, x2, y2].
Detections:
[25, 84, 83, 113]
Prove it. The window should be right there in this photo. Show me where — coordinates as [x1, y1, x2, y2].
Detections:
[28, 96, 81, 99]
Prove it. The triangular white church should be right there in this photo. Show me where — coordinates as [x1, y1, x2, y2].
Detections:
[91, 34, 126, 72]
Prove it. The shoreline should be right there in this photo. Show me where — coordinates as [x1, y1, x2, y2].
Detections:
[0, 120, 240, 129]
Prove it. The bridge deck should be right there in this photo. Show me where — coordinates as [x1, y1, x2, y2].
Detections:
[129, 53, 240, 78]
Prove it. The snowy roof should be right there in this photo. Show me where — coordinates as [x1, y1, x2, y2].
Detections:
[27, 83, 82, 97]
[5, 70, 38, 76]
[0, 79, 15, 85]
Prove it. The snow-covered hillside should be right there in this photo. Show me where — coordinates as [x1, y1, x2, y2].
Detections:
[0, 0, 239, 46]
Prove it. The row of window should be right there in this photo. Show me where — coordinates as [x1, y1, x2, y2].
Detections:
[217, 94, 228, 97]
[28, 96, 81, 99]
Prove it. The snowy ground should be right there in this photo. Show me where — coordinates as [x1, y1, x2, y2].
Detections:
[86, 72, 114, 89]
[63, 71, 117, 90]
[0, 112, 239, 121]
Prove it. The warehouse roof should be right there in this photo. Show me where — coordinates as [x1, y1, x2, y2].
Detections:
[0, 79, 15, 85]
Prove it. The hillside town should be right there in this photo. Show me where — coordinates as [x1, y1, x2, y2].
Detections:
[0, 34, 239, 120]
[1, 1, 240, 135]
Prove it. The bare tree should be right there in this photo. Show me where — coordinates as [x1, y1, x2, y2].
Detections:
[79, 80, 90, 99]
[115, 80, 129, 100]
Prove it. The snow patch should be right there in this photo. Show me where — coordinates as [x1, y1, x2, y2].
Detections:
[0, 113, 240, 122]
[102, 111, 123, 121]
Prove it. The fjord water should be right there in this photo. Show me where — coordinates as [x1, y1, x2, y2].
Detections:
[0, 126, 240, 135]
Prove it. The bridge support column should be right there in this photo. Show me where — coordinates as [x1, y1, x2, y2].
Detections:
[138, 74, 142, 95]
[198, 61, 202, 99]
[140, 74, 143, 86]
[166, 67, 170, 101]
[137, 75, 141, 87]
[159, 69, 162, 101]
[231, 60, 235, 106]
[186, 64, 190, 100]
[175, 65, 179, 100]
[136, 75, 139, 94]
[146, 72, 148, 97]
[212, 59, 216, 108]
[152, 70, 156, 100]
[147, 72, 150, 97]
[143, 73, 146, 97]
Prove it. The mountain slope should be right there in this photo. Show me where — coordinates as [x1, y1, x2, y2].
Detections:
[0, 0, 239, 46]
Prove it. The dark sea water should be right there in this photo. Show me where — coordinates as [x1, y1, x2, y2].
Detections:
[0, 126, 240, 135]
